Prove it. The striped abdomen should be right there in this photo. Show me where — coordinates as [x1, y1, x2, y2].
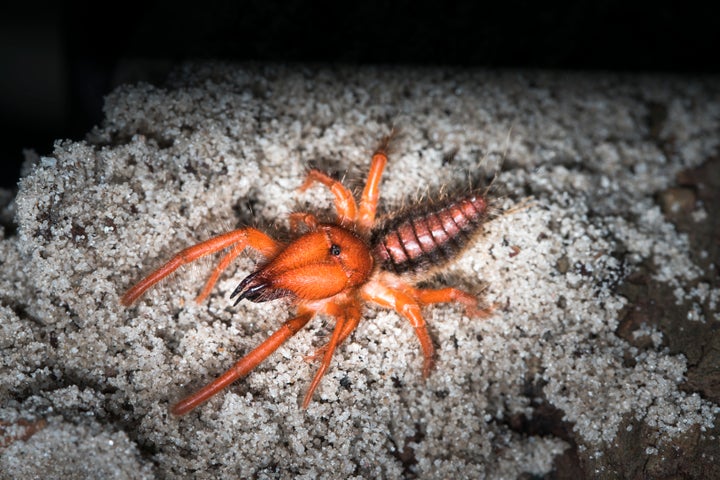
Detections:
[370, 191, 491, 275]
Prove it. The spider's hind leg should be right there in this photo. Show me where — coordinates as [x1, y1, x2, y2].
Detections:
[409, 286, 494, 319]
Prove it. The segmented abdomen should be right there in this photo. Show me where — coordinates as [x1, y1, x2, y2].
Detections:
[370, 191, 490, 275]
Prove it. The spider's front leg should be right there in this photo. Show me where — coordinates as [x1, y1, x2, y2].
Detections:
[357, 144, 390, 231]
[121, 227, 282, 306]
[299, 170, 357, 226]
[288, 212, 320, 232]
[298, 134, 393, 231]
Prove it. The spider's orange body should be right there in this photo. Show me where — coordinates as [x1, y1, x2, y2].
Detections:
[121, 135, 492, 415]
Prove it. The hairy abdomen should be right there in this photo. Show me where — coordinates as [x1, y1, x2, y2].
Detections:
[370, 191, 491, 276]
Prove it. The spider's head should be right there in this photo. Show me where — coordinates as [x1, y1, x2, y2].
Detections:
[231, 225, 373, 303]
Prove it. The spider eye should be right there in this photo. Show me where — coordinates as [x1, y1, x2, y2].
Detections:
[330, 244, 341, 256]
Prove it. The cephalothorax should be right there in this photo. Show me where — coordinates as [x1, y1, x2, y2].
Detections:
[121, 134, 494, 415]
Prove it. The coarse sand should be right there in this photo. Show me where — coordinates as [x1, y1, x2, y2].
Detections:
[1, 64, 719, 478]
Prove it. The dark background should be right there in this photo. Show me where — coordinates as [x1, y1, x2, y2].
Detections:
[1, 1, 718, 189]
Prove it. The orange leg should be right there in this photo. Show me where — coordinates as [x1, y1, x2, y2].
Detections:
[299, 170, 357, 225]
[357, 149, 388, 232]
[195, 243, 244, 303]
[121, 228, 281, 306]
[362, 281, 435, 377]
[171, 310, 315, 416]
[304, 302, 361, 362]
[288, 212, 319, 232]
[302, 310, 348, 408]
[410, 287, 492, 318]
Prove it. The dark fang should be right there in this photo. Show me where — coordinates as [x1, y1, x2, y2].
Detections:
[230, 271, 291, 304]
[231, 272, 263, 305]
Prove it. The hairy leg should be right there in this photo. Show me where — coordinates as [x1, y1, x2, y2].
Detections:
[302, 309, 348, 409]
[357, 148, 388, 232]
[409, 287, 492, 318]
[288, 212, 319, 232]
[362, 281, 435, 377]
[304, 301, 361, 362]
[299, 170, 357, 225]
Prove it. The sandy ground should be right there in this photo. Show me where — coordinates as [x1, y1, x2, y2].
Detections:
[1, 64, 719, 479]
